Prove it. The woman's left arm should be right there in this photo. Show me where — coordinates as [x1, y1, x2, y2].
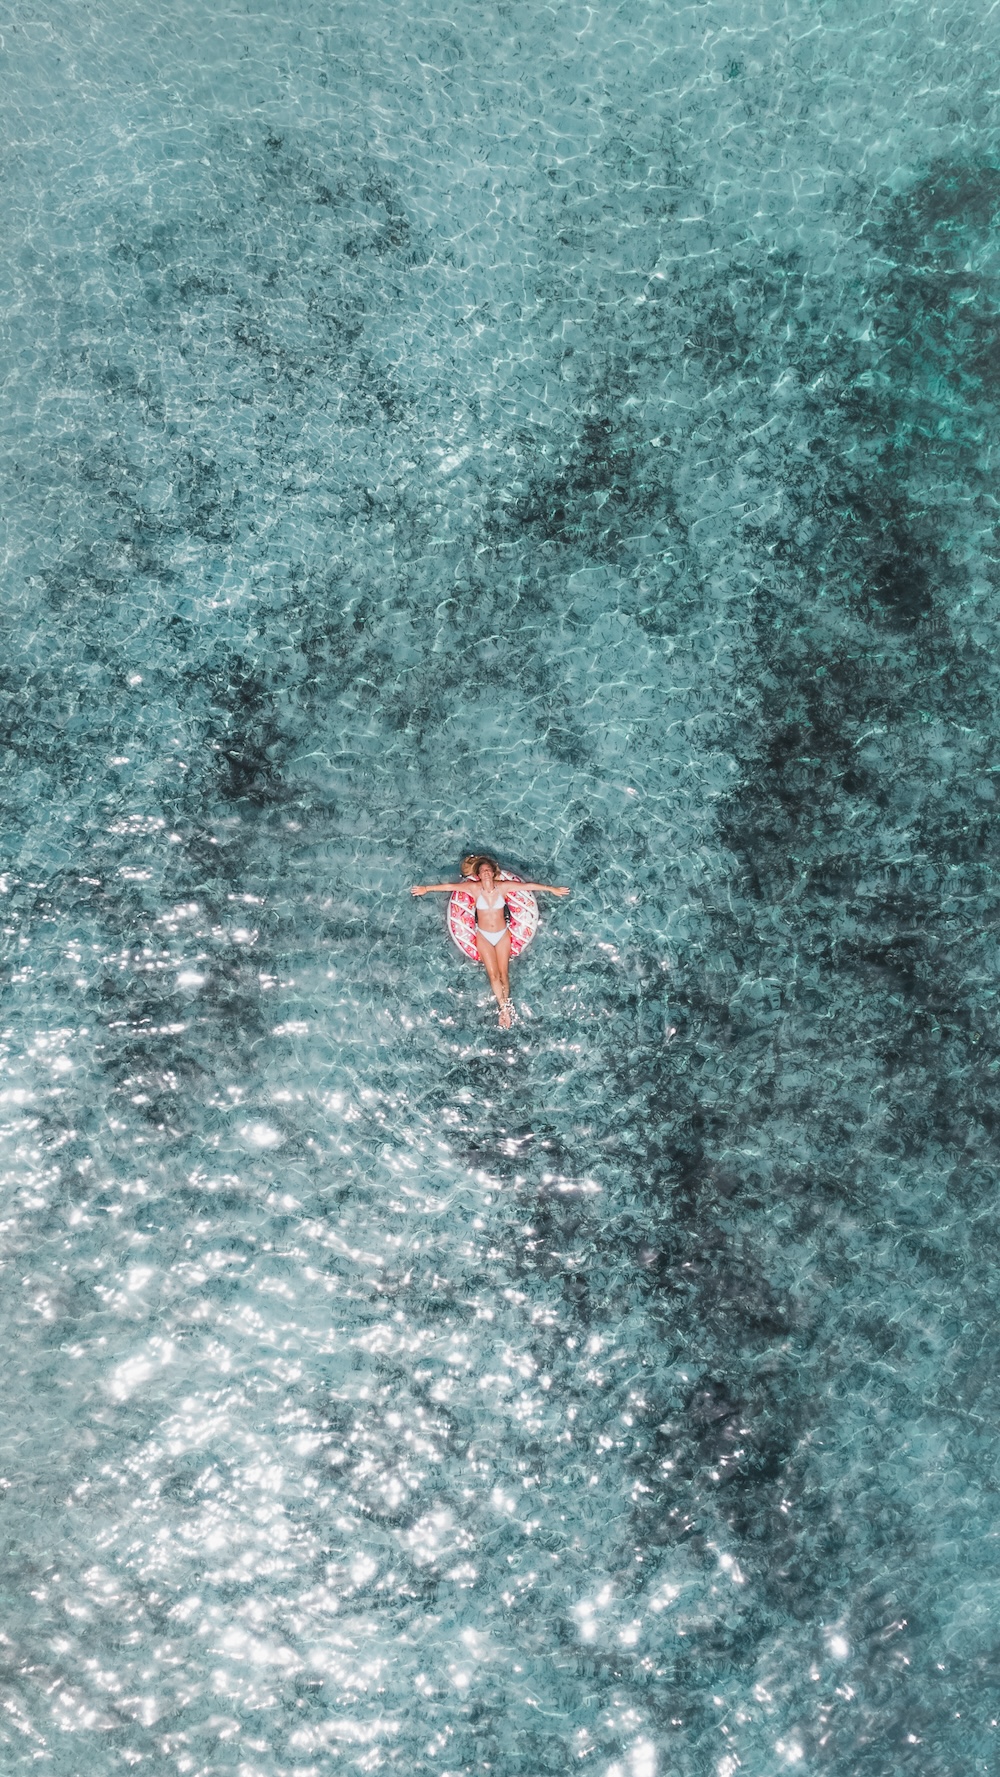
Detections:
[515, 882, 570, 896]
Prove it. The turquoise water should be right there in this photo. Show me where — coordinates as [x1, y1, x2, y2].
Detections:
[3, 0, 1000, 1770]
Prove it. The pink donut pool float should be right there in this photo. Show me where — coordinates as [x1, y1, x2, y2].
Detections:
[447, 871, 539, 964]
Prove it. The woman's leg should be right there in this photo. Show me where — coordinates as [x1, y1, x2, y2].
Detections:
[496, 933, 512, 1007]
[476, 931, 514, 1025]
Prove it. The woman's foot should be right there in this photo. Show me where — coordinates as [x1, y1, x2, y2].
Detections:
[498, 997, 514, 1030]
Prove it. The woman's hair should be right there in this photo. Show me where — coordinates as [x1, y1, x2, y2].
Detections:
[461, 853, 500, 877]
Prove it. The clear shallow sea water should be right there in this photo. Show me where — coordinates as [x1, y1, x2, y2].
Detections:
[3, 0, 1000, 1771]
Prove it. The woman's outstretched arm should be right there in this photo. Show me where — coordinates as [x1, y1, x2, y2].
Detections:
[513, 882, 570, 896]
[410, 881, 473, 896]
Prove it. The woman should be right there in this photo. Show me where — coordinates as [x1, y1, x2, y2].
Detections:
[411, 854, 570, 1027]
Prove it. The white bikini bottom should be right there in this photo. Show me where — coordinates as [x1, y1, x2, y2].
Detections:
[477, 925, 508, 948]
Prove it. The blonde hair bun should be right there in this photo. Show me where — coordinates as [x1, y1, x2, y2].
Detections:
[461, 853, 500, 877]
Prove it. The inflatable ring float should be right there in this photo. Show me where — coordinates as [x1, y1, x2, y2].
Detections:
[447, 871, 539, 964]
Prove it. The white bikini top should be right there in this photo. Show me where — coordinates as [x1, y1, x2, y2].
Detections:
[476, 886, 506, 914]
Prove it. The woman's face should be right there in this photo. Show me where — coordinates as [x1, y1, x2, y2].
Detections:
[478, 864, 495, 891]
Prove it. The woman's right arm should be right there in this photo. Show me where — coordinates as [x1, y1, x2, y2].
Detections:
[410, 882, 471, 896]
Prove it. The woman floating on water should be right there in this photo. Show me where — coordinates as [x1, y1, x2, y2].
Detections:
[410, 854, 570, 1028]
